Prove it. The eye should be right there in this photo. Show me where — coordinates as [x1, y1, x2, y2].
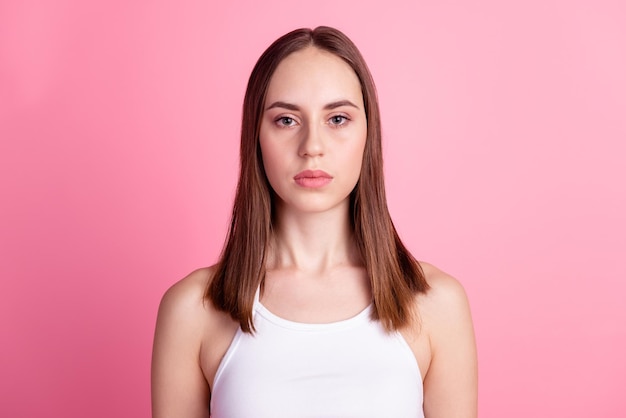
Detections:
[276, 116, 297, 127]
[329, 115, 349, 126]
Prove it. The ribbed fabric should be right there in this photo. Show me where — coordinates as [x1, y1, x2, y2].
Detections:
[211, 290, 424, 418]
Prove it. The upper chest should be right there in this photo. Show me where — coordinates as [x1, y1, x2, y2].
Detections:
[209, 305, 425, 417]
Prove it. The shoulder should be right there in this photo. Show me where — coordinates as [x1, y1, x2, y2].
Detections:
[414, 262, 475, 354]
[417, 262, 472, 321]
[155, 265, 238, 354]
[157, 267, 214, 325]
[152, 267, 226, 417]
[153, 267, 219, 363]
[152, 268, 212, 416]
[414, 262, 478, 416]
[155, 265, 240, 351]
[160, 266, 214, 307]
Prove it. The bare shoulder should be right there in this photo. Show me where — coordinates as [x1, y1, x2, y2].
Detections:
[415, 262, 472, 324]
[156, 265, 237, 343]
[159, 267, 213, 316]
[153, 267, 219, 364]
[415, 262, 478, 417]
[152, 266, 234, 418]
[155, 267, 216, 337]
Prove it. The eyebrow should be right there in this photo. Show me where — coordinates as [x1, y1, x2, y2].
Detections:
[265, 100, 360, 111]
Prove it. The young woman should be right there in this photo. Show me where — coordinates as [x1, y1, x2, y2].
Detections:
[152, 26, 477, 418]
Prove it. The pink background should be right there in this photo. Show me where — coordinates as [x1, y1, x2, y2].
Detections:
[1, 0, 625, 416]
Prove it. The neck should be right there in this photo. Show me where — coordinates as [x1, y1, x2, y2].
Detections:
[268, 200, 360, 273]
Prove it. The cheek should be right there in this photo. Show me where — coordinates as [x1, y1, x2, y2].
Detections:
[260, 144, 276, 177]
[347, 130, 367, 171]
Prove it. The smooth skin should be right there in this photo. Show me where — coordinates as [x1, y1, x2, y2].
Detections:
[151, 47, 477, 417]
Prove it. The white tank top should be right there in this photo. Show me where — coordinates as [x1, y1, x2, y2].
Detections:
[211, 291, 424, 417]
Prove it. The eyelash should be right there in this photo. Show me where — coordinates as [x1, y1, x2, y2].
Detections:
[328, 115, 350, 127]
[275, 116, 297, 127]
[274, 115, 351, 128]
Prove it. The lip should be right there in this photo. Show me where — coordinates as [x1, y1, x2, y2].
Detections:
[294, 170, 333, 188]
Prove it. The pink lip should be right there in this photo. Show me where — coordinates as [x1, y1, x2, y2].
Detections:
[294, 170, 333, 188]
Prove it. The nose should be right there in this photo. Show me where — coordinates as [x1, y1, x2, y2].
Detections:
[298, 123, 325, 157]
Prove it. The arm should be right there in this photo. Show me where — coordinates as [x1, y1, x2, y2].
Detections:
[421, 268, 478, 418]
[151, 271, 211, 418]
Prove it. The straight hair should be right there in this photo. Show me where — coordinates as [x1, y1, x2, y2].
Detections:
[206, 26, 428, 333]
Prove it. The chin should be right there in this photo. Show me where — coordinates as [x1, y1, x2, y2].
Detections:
[277, 195, 351, 215]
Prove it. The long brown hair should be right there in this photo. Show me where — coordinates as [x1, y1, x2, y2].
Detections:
[206, 26, 428, 333]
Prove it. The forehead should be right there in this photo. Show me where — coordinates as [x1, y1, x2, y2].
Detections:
[265, 47, 364, 106]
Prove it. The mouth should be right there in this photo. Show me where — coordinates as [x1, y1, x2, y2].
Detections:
[294, 170, 333, 188]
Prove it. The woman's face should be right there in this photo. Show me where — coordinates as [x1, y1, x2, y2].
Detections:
[259, 46, 367, 215]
